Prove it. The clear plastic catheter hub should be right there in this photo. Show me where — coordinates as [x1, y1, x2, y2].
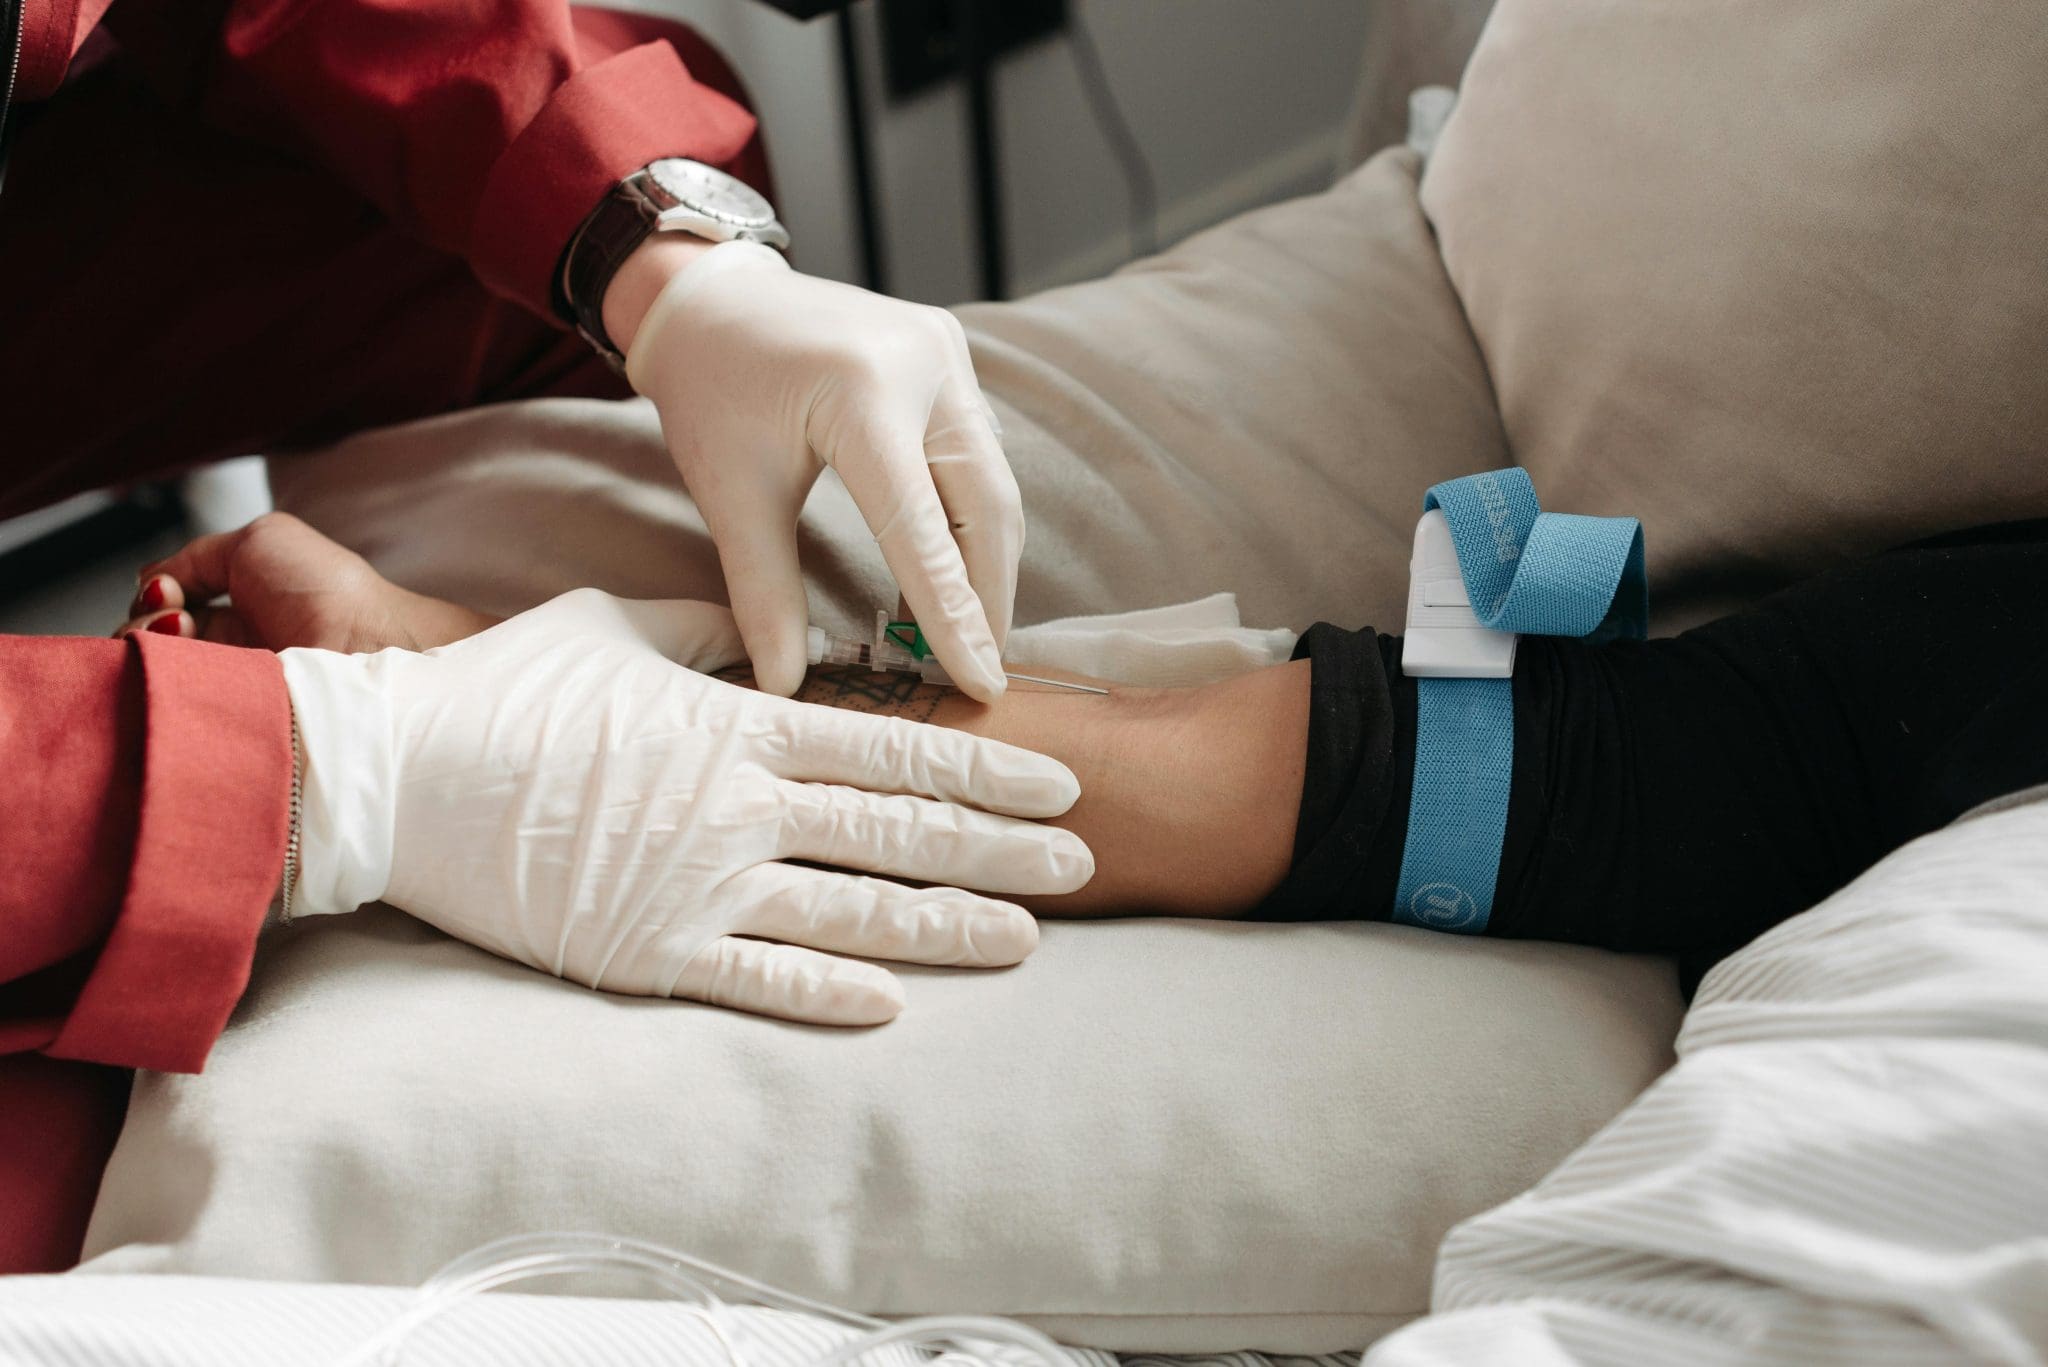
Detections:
[807, 611, 1108, 694]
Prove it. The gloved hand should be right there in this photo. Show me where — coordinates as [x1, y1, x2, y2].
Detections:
[277, 589, 1091, 1025]
[624, 241, 1020, 703]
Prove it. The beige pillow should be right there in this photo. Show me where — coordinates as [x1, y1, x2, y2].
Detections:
[1421, 0, 2048, 629]
[270, 148, 1506, 640]
[1343, 0, 1498, 168]
[157, 148, 1678, 1353]
[81, 912, 1679, 1352]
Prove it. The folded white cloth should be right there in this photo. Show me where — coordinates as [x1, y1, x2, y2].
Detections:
[1362, 797, 2048, 1366]
[1005, 593, 1298, 687]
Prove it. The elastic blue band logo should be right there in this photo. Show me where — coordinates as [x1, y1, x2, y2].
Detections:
[1392, 470, 1645, 933]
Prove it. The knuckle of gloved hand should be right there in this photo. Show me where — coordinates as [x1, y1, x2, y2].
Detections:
[960, 901, 1033, 965]
[823, 785, 885, 856]
[864, 900, 919, 958]
[882, 715, 944, 791]
[919, 305, 969, 354]
[972, 745, 1012, 810]
[780, 782, 827, 839]
[754, 721, 798, 769]
[679, 941, 738, 1006]
[847, 321, 935, 387]
[932, 731, 990, 805]
[837, 344, 900, 392]
[779, 954, 825, 1007]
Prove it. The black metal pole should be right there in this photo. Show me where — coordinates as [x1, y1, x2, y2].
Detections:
[955, 0, 1006, 300]
[833, 6, 887, 293]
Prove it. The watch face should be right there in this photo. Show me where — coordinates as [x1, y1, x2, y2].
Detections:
[647, 159, 775, 227]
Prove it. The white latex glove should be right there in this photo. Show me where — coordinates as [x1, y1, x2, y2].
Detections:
[277, 589, 1091, 1025]
[625, 241, 1020, 703]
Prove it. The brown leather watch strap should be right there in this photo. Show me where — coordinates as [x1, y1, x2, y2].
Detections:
[554, 174, 659, 372]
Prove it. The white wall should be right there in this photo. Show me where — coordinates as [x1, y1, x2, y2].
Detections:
[603, 0, 1369, 302]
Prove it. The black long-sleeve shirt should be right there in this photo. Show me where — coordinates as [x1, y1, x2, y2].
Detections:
[1257, 521, 2048, 977]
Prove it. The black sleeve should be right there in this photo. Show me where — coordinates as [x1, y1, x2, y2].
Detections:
[1254, 520, 2048, 970]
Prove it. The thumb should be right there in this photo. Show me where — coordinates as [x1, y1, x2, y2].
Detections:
[605, 598, 749, 673]
[705, 499, 812, 697]
[507, 590, 749, 673]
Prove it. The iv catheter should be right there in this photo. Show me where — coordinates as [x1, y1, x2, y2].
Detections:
[807, 613, 1109, 695]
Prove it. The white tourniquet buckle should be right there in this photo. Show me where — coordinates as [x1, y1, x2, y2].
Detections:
[1402, 508, 1517, 680]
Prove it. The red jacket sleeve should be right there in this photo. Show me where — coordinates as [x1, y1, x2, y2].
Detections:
[0, 633, 291, 1074]
[102, 1, 770, 319]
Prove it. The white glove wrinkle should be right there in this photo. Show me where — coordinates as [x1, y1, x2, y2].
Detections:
[565, 704, 631, 986]
[278, 590, 1085, 1024]
[626, 242, 1019, 699]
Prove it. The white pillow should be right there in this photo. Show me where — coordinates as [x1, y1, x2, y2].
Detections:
[81, 912, 1678, 1352]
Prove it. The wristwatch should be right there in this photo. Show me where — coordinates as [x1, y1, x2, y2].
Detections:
[556, 158, 791, 371]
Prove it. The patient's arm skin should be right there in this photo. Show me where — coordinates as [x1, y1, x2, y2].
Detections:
[122, 516, 1308, 919]
[721, 659, 1310, 918]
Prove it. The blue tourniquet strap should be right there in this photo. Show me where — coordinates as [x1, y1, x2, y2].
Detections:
[1392, 470, 1646, 932]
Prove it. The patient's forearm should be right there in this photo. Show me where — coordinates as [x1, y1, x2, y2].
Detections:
[755, 660, 1312, 917]
[786, 524, 2048, 968]
[1265, 521, 2048, 969]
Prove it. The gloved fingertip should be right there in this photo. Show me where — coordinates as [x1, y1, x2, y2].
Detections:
[827, 965, 906, 1026]
[1040, 760, 1083, 815]
[988, 755, 1080, 818]
[949, 646, 1007, 703]
[752, 643, 808, 698]
[1046, 829, 1096, 894]
[964, 903, 1038, 966]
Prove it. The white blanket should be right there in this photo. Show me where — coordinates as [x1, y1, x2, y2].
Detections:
[1362, 795, 2048, 1366]
[0, 1273, 1351, 1367]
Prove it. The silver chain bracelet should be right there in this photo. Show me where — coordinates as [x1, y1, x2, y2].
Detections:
[280, 708, 304, 925]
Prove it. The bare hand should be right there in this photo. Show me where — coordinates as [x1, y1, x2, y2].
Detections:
[115, 512, 497, 653]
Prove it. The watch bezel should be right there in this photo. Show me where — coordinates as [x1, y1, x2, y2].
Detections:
[643, 158, 778, 230]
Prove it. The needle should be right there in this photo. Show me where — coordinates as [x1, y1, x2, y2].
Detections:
[1004, 671, 1108, 694]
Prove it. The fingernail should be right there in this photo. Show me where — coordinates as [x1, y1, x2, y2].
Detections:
[146, 613, 185, 636]
[138, 577, 167, 612]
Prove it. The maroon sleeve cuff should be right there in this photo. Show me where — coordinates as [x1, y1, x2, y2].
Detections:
[48, 637, 292, 1075]
[469, 37, 761, 318]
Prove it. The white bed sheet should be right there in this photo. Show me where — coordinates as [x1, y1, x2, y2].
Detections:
[0, 1273, 1355, 1367]
[53, 799, 2048, 1366]
[1360, 794, 2048, 1366]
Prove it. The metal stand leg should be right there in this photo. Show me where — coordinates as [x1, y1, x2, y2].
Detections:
[834, 6, 888, 292]
[954, 0, 1007, 300]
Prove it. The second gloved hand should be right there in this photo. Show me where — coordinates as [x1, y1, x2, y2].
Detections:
[625, 242, 1021, 702]
[277, 589, 1092, 1025]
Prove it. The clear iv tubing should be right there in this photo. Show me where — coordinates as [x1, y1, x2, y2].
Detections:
[335, 1231, 1068, 1367]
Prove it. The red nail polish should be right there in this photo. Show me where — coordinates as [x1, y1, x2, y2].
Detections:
[146, 614, 184, 636]
[138, 578, 167, 612]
